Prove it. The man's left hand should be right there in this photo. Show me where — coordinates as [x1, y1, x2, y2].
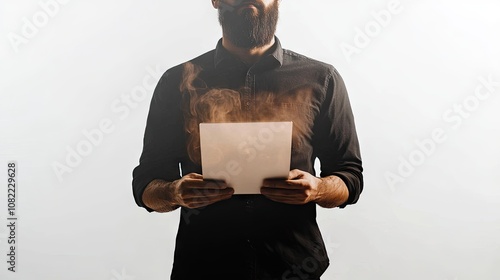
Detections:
[261, 169, 323, 205]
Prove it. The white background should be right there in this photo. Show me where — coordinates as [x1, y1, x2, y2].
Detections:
[1, 0, 499, 279]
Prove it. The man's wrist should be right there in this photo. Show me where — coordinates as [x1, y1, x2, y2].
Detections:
[314, 175, 349, 208]
[143, 179, 180, 212]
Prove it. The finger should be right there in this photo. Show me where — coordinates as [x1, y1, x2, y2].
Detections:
[186, 173, 203, 179]
[288, 169, 305, 180]
[261, 187, 306, 197]
[262, 179, 305, 190]
[183, 200, 209, 209]
[183, 174, 227, 187]
[198, 187, 234, 198]
[181, 177, 207, 188]
[263, 170, 308, 189]
[183, 192, 234, 208]
[202, 180, 229, 189]
[261, 187, 311, 204]
[284, 179, 310, 189]
[262, 178, 289, 188]
[180, 187, 233, 200]
[182, 178, 228, 189]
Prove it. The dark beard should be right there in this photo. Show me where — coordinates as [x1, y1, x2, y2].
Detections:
[218, 1, 279, 48]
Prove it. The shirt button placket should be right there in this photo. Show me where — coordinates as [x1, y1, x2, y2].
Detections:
[245, 71, 254, 112]
[245, 198, 254, 213]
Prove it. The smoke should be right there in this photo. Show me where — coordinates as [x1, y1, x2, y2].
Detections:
[180, 62, 314, 165]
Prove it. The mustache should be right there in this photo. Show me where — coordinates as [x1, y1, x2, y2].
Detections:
[219, 0, 264, 11]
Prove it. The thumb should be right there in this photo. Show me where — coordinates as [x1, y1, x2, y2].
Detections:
[288, 169, 305, 180]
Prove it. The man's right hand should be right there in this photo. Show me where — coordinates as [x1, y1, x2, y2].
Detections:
[142, 173, 234, 212]
[171, 173, 234, 209]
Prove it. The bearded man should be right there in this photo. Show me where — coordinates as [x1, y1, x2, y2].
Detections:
[132, 1, 363, 279]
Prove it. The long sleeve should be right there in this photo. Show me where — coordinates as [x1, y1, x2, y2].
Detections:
[313, 67, 363, 208]
[132, 69, 186, 212]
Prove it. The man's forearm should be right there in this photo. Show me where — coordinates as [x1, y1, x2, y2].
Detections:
[315, 175, 349, 208]
[142, 179, 179, 213]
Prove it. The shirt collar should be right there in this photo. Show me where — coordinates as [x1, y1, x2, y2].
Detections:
[214, 36, 284, 70]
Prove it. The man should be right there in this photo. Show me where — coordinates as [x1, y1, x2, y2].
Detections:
[132, 0, 363, 279]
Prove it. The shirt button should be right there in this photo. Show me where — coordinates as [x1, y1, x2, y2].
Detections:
[247, 239, 255, 249]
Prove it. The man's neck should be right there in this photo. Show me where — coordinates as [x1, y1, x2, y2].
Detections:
[222, 36, 276, 66]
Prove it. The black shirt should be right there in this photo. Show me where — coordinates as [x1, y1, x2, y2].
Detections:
[132, 37, 363, 280]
